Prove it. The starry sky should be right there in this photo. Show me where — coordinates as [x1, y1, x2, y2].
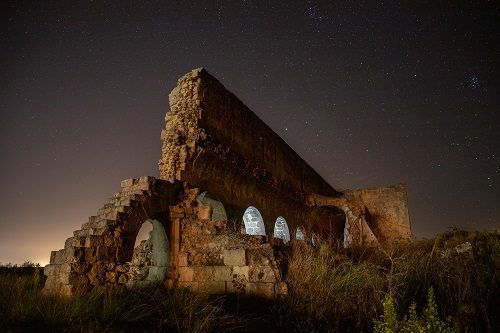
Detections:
[1, 1, 499, 265]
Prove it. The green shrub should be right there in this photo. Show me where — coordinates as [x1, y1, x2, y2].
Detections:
[374, 287, 455, 333]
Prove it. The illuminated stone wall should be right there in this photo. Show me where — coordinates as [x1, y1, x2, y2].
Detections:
[44, 69, 412, 296]
[158, 68, 346, 238]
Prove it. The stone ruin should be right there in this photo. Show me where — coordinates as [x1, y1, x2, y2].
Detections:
[43, 68, 412, 297]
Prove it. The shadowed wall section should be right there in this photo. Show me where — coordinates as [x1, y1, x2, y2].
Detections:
[158, 68, 346, 236]
[43, 177, 182, 295]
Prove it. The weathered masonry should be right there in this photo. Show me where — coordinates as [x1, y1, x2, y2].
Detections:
[43, 68, 412, 296]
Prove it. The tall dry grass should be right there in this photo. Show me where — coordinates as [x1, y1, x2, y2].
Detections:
[0, 273, 233, 332]
[1, 230, 498, 332]
[283, 230, 499, 332]
[284, 243, 383, 331]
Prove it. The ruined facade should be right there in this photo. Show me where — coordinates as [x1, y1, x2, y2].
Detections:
[43, 68, 412, 296]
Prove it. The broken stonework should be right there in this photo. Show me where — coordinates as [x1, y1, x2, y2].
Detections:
[44, 68, 412, 297]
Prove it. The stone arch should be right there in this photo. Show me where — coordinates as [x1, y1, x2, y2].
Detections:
[196, 190, 228, 221]
[127, 219, 171, 286]
[295, 226, 305, 241]
[311, 228, 318, 247]
[242, 206, 266, 235]
[274, 216, 290, 243]
[135, 221, 153, 248]
[43, 177, 182, 295]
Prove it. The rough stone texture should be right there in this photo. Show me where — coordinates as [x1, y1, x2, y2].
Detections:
[169, 188, 286, 298]
[43, 177, 182, 295]
[158, 68, 346, 239]
[128, 239, 152, 281]
[44, 68, 412, 297]
[344, 183, 412, 243]
[223, 249, 246, 266]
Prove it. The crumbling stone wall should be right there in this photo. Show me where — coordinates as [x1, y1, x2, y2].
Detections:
[344, 183, 412, 243]
[44, 68, 413, 296]
[158, 68, 346, 238]
[128, 238, 153, 282]
[169, 187, 287, 298]
[43, 177, 181, 295]
[44, 177, 287, 298]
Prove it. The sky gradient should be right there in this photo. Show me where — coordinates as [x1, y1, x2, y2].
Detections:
[1, 1, 499, 265]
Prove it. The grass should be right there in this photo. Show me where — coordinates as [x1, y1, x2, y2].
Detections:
[1, 229, 498, 332]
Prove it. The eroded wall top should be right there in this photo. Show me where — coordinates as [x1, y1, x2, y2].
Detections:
[159, 68, 339, 198]
[159, 68, 344, 234]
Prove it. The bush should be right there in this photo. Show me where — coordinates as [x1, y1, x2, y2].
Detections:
[374, 287, 455, 333]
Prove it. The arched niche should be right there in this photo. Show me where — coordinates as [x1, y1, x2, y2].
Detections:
[242, 206, 266, 235]
[274, 216, 290, 243]
[197, 191, 228, 221]
[127, 219, 170, 286]
[311, 230, 318, 247]
[295, 226, 305, 241]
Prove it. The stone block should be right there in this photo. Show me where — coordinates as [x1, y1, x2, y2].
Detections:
[54, 249, 67, 264]
[49, 251, 57, 264]
[64, 237, 74, 249]
[44, 264, 71, 284]
[85, 235, 103, 247]
[92, 219, 113, 229]
[73, 229, 89, 238]
[43, 264, 56, 276]
[227, 280, 246, 294]
[72, 238, 85, 248]
[232, 266, 249, 281]
[249, 266, 277, 283]
[246, 251, 271, 266]
[197, 205, 212, 220]
[213, 266, 232, 281]
[138, 176, 154, 184]
[121, 179, 135, 188]
[246, 282, 275, 298]
[199, 281, 226, 294]
[177, 281, 199, 292]
[223, 249, 246, 266]
[275, 282, 288, 297]
[193, 266, 214, 281]
[178, 266, 194, 282]
[178, 252, 188, 266]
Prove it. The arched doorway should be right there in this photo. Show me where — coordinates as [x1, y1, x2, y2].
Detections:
[127, 219, 170, 286]
[274, 216, 290, 243]
[242, 206, 266, 235]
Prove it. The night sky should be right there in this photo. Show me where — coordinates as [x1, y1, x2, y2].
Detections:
[1, 1, 499, 265]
